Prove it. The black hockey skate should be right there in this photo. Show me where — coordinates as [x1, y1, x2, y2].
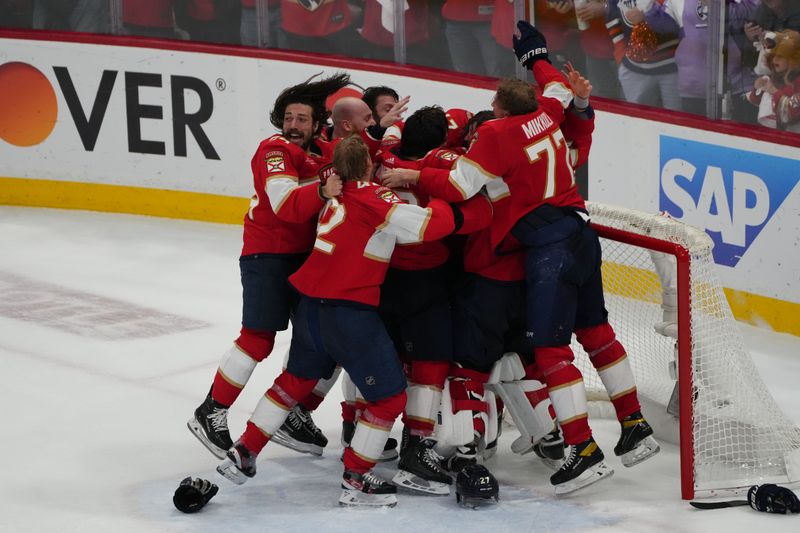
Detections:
[393, 438, 452, 495]
[340, 469, 398, 508]
[550, 437, 614, 495]
[272, 404, 326, 456]
[614, 411, 660, 467]
[456, 463, 499, 508]
[341, 420, 399, 462]
[216, 441, 257, 485]
[533, 427, 567, 470]
[187, 394, 233, 459]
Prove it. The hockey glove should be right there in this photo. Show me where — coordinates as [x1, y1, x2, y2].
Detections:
[173, 476, 219, 513]
[748, 484, 800, 514]
[512, 20, 550, 68]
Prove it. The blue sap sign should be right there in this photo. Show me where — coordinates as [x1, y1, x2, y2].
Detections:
[659, 136, 800, 267]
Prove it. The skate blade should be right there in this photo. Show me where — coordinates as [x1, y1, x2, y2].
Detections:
[456, 494, 500, 509]
[554, 461, 614, 495]
[271, 431, 323, 457]
[186, 418, 228, 459]
[392, 470, 450, 495]
[338, 489, 397, 508]
[620, 436, 660, 467]
[216, 458, 250, 485]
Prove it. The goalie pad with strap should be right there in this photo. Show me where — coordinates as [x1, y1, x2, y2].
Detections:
[486, 353, 556, 455]
[433, 367, 492, 452]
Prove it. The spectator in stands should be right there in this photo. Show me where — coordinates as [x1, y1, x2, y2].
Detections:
[489, 0, 526, 77]
[240, 0, 285, 47]
[32, 0, 109, 33]
[572, 0, 623, 99]
[177, 0, 241, 44]
[123, 0, 180, 39]
[441, 0, 510, 77]
[359, 0, 436, 66]
[747, 29, 800, 131]
[677, 0, 759, 123]
[607, 0, 683, 111]
[530, 1, 588, 76]
[280, 0, 360, 56]
[742, 0, 800, 69]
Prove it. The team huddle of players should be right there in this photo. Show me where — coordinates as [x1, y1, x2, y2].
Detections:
[186, 22, 661, 509]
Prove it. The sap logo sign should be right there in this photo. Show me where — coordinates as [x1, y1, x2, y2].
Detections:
[659, 136, 799, 267]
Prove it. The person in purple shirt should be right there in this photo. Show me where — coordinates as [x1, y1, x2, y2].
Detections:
[676, 0, 759, 123]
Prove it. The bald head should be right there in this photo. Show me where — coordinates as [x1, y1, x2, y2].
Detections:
[331, 97, 375, 138]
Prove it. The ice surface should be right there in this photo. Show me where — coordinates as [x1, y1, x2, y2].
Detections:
[2, 206, 798, 533]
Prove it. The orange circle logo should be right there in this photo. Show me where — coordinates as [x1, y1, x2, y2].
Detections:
[0, 62, 58, 147]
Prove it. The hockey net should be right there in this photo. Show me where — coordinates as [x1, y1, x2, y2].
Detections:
[570, 202, 800, 500]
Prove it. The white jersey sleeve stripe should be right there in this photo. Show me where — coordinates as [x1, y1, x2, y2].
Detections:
[382, 203, 433, 244]
[265, 174, 298, 214]
[542, 80, 574, 109]
[448, 156, 495, 200]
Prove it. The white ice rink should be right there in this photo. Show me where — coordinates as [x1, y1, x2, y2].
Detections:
[2, 206, 799, 533]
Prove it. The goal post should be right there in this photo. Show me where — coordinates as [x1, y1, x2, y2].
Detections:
[575, 202, 800, 500]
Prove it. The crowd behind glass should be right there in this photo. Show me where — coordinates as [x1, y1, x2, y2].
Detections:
[2, 0, 799, 133]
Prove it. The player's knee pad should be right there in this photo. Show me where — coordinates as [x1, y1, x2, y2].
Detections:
[234, 327, 276, 362]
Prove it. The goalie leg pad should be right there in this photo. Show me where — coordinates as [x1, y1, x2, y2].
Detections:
[492, 379, 556, 455]
[434, 368, 491, 449]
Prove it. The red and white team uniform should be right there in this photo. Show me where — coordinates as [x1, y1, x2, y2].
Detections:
[417, 61, 579, 253]
[290, 181, 457, 305]
[244, 134, 331, 255]
[374, 147, 462, 270]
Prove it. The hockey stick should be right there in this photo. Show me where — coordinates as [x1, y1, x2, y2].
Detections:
[689, 500, 749, 510]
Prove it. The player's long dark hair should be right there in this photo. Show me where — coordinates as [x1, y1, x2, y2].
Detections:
[270, 72, 351, 135]
[398, 105, 448, 159]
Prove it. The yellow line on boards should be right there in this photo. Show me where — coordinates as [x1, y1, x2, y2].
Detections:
[2, 177, 798, 336]
[0, 176, 249, 225]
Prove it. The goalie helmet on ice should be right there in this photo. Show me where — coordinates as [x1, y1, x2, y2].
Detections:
[455, 463, 499, 507]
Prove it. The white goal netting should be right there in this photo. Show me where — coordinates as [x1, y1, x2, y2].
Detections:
[573, 203, 800, 498]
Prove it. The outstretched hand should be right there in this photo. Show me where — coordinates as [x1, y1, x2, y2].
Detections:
[563, 62, 592, 99]
[380, 95, 410, 128]
[512, 20, 550, 68]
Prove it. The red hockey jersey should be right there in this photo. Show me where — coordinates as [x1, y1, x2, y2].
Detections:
[281, 0, 351, 37]
[374, 147, 461, 270]
[417, 61, 580, 253]
[289, 181, 456, 306]
[242, 134, 331, 256]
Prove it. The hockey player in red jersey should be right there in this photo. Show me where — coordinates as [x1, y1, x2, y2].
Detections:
[383, 22, 660, 495]
[216, 136, 463, 508]
[187, 74, 348, 461]
[371, 106, 492, 496]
